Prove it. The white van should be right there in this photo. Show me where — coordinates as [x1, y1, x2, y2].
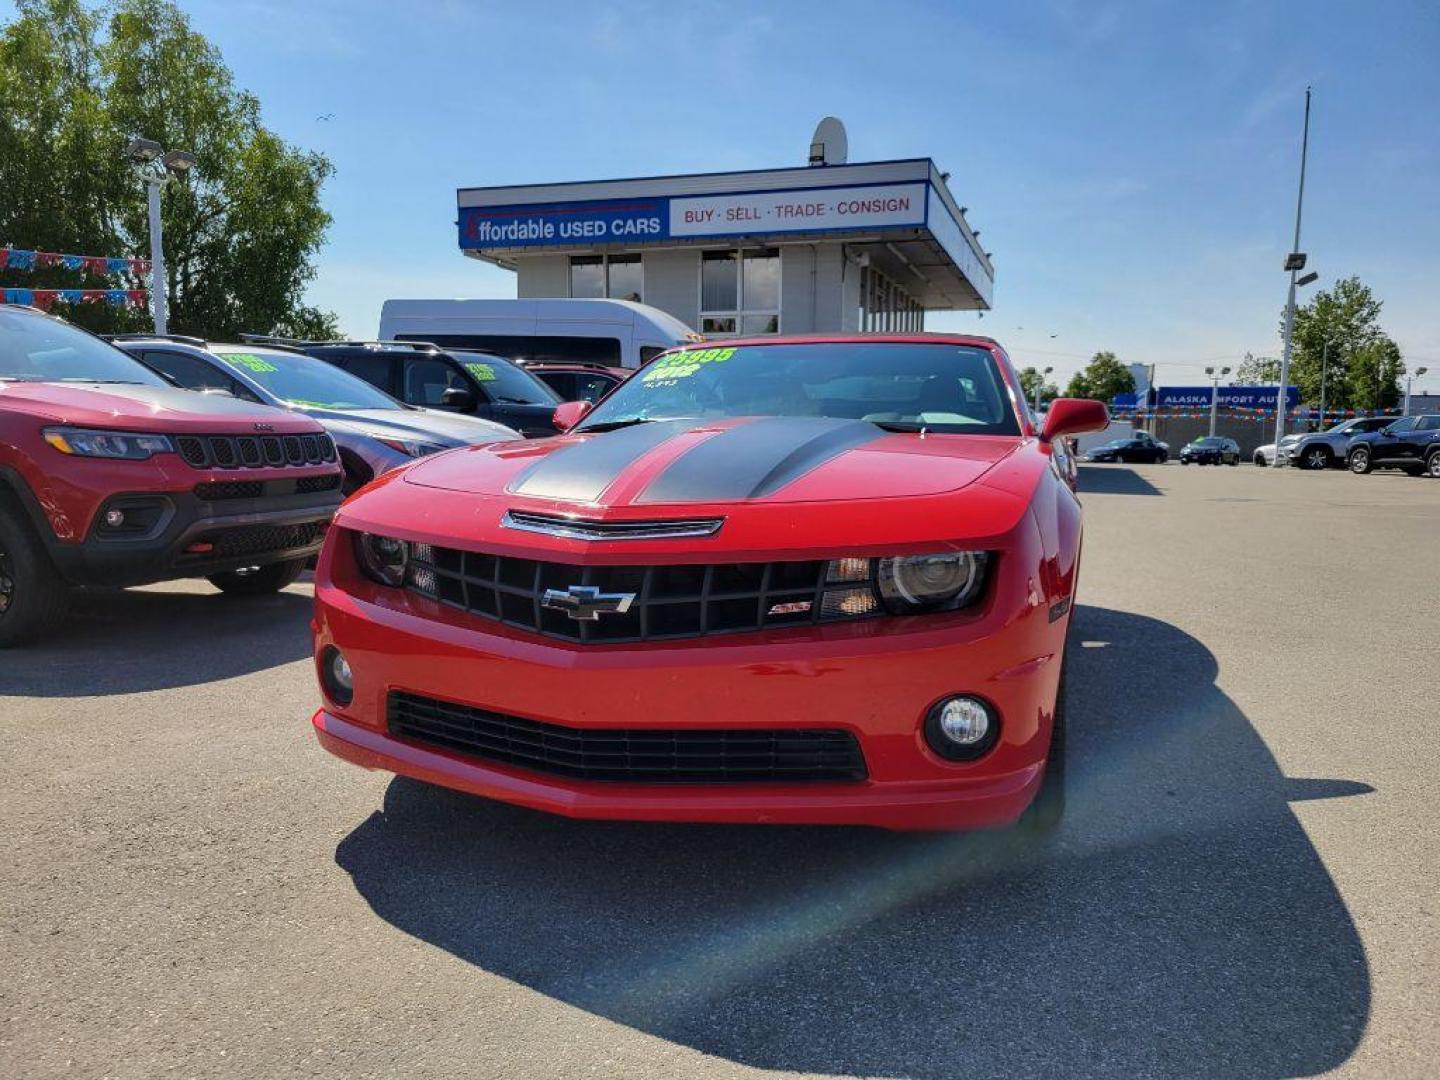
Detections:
[377, 298, 698, 370]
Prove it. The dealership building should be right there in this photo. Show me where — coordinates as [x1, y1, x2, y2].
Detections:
[455, 138, 994, 338]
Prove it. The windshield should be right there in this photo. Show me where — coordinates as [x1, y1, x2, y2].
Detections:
[577, 342, 1021, 435]
[0, 308, 166, 385]
[1193, 437, 1226, 447]
[209, 348, 402, 410]
[452, 351, 561, 405]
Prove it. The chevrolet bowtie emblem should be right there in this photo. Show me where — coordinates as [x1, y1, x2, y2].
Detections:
[541, 584, 636, 621]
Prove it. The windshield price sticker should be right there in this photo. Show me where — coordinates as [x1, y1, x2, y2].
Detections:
[641, 346, 735, 385]
[464, 362, 497, 382]
[222, 353, 279, 374]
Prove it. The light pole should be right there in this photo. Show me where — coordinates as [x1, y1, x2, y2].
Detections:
[1404, 367, 1429, 415]
[1206, 366, 1231, 437]
[1033, 366, 1053, 415]
[125, 137, 197, 335]
[1316, 341, 1330, 431]
[1275, 87, 1314, 458]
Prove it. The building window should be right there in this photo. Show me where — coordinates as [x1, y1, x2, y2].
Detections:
[700, 247, 779, 337]
[569, 254, 643, 302]
[860, 263, 920, 332]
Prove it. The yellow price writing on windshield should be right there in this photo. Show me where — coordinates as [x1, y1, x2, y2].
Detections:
[641, 346, 735, 385]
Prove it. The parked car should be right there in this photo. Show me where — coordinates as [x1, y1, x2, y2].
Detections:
[308, 333, 1109, 832]
[1179, 436, 1240, 465]
[1252, 433, 1302, 466]
[1346, 415, 1440, 476]
[113, 336, 520, 494]
[520, 360, 629, 403]
[377, 297, 697, 369]
[0, 306, 342, 646]
[1285, 416, 1402, 469]
[1082, 431, 1169, 463]
[283, 340, 563, 438]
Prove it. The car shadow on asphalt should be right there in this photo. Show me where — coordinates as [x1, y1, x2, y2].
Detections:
[0, 580, 313, 696]
[1077, 464, 1165, 495]
[333, 605, 1371, 1079]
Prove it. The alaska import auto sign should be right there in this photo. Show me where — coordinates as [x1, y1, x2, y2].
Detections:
[458, 182, 928, 250]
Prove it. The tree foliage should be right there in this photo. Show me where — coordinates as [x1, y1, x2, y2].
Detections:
[1284, 276, 1404, 410]
[0, 0, 335, 337]
[1064, 351, 1135, 403]
[1231, 352, 1280, 385]
[1016, 366, 1059, 407]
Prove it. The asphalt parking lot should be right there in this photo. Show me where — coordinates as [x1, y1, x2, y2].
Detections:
[3, 463, 1437, 1079]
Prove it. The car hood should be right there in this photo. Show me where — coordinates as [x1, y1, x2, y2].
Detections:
[296, 406, 519, 445]
[0, 380, 317, 433]
[402, 417, 1020, 507]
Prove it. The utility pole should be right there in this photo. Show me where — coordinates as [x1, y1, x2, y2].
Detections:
[1404, 367, 1429, 415]
[1317, 341, 1330, 431]
[1275, 87, 1313, 460]
[1033, 366, 1053, 416]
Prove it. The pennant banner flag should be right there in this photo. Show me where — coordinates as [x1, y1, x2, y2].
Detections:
[1109, 404, 1398, 422]
[0, 248, 150, 277]
[3, 287, 148, 309]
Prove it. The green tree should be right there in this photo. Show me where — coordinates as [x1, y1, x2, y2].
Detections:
[1284, 276, 1401, 410]
[1064, 351, 1135, 403]
[1016, 366, 1059, 407]
[1232, 352, 1280, 384]
[0, 0, 335, 338]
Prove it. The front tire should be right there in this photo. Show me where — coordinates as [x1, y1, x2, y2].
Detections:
[1302, 446, 1331, 470]
[0, 507, 71, 648]
[207, 557, 308, 596]
[1254, 452, 1267, 466]
[1349, 447, 1373, 474]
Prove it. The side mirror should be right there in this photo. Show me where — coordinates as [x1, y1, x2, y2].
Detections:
[552, 400, 593, 432]
[1041, 398, 1109, 442]
[441, 387, 474, 409]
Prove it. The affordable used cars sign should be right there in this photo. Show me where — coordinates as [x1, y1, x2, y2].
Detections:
[458, 183, 928, 249]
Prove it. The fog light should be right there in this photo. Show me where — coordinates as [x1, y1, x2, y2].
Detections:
[104, 508, 126, 528]
[924, 694, 999, 760]
[320, 646, 353, 706]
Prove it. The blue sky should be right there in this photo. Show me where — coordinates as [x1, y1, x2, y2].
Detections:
[26, 0, 1440, 388]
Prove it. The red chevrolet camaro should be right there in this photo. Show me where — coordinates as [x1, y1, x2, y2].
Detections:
[309, 334, 1107, 831]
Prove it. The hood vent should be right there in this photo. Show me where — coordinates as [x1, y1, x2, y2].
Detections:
[501, 510, 723, 542]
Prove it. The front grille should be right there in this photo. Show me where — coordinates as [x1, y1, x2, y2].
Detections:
[194, 480, 263, 501]
[295, 473, 341, 494]
[407, 545, 875, 643]
[197, 520, 327, 559]
[174, 433, 335, 470]
[388, 691, 868, 783]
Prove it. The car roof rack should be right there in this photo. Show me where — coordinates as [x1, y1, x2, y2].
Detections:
[240, 334, 444, 353]
[515, 359, 618, 372]
[102, 332, 208, 346]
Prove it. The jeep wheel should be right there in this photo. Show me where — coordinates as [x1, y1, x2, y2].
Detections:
[1018, 660, 1067, 834]
[0, 508, 72, 648]
[208, 557, 308, 597]
[1349, 447, 1373, 474]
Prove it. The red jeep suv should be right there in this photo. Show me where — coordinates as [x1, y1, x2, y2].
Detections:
[0, 305, 343, 646]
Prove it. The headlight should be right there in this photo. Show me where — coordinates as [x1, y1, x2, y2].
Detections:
[354, 532, 408, 587]
[876, 553, 988, 613]
[43, 427, 174, 460]
[375, 436, 447, 457]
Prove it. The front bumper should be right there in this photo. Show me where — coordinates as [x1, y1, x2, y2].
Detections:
[310, 545, 1066, 831]
[48, 482, 341, 587]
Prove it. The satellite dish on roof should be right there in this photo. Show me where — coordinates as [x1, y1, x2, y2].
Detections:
[808, 116, 848, 166]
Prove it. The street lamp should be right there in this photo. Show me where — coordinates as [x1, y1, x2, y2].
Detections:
[1033, 366, 1053, 415]
[1404, 366, 1430, 416]
[1205, 365, 1232, 437]
[1275, 88, 1314, 458]
[125, 137, 196, 334]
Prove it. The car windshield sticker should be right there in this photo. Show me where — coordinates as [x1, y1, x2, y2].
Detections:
[464, 362, 497, 382]
[640, 347, 735, 387]
[221, 352, 279, 374]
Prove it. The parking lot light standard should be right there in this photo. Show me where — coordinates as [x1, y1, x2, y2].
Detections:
[1275, 88, 1313, 461]
[124, 138, 197, 335]
[1405, 367, 1429, 416]
[1206, 366, 1231, 437]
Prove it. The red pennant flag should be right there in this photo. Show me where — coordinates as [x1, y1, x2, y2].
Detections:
[31, 289, 59, 310]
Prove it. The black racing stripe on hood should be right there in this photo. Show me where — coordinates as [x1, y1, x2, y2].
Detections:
[508, 419, 709, 502]
[637, 417, 886, 504]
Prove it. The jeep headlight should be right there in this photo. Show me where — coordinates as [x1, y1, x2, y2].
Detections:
[43, 427, 174, 460]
